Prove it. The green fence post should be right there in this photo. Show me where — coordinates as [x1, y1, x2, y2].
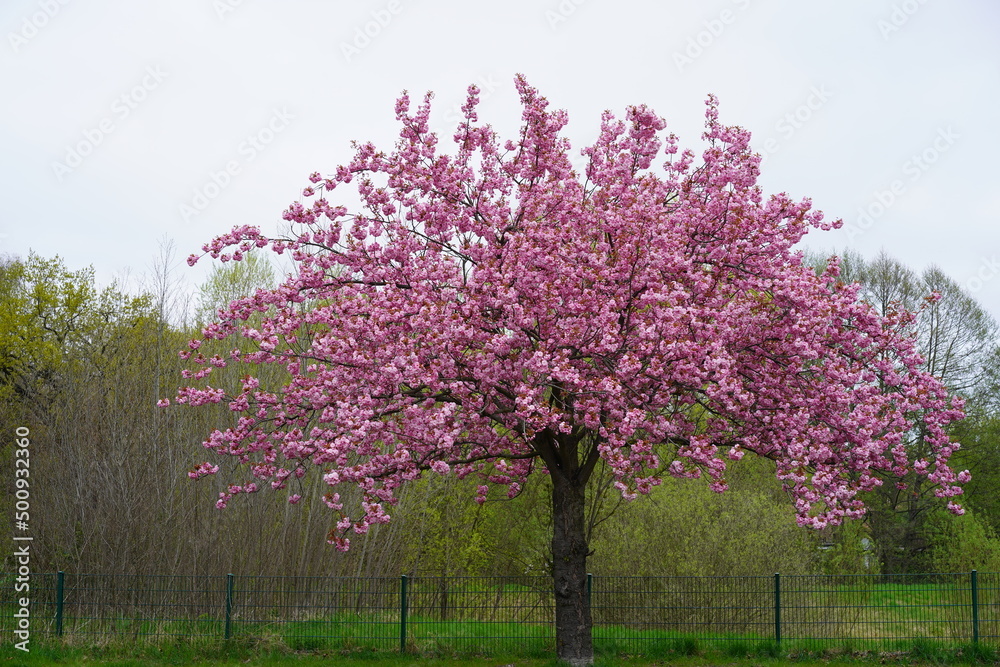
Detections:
[400, 575, 408, 654]
[586, 573, 592, 608]
[774, 573, 781, 646]
[55, 571, 64, 637]
[972, 570, 980, 644]
[225, 573, 234, 640]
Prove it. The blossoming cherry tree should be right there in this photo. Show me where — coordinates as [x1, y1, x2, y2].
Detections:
[172, 77, 967, 666]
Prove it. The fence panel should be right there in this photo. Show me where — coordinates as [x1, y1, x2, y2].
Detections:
[780, 573, 973, 646]
[977, 571, 1000, 641]
[59, 573, 227, 640]
[591, 574, 773, 652]
[3, 570, 1000, 653]
[405, 574, 554, 655]
[0, 571, 59, 637]
[228, 574, 400, 652]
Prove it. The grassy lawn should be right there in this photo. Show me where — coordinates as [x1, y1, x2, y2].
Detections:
[1, 656, 997, 667]
[3, 640, 999, 667]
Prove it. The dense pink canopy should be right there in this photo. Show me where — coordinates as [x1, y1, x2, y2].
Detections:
[173, 76, 966, 550]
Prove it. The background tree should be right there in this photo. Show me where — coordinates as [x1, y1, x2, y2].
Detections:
[193, 251, 276, 327]
[590, 458, 819, 577]
[807, 249, 1000, 574]
[3, 252, 387, 578]
[174, 78, 967, 666]
[0, 253, 131, 423]
[948, 407, 1000, 537]
[0, 253, 161, 572]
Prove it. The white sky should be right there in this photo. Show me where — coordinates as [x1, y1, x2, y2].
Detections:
[2, 0, 999, 319]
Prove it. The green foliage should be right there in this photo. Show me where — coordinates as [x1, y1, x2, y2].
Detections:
[820, 519, 879, 575]
[956, 641, 999, 664]
[925, 508, 1000, 573]
[389, 452, 822, 580]
[905, 637, 952, 664]
[193, 252, 276, 327]
[587, 457, 819, 576]
[949, 412, 1000, 537]
[394, 469, 553, 577]
[0, 253, 152, 421]
[399, 473, 495, 576]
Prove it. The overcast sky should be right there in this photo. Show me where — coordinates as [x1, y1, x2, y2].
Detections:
[3, 0, 999, 320]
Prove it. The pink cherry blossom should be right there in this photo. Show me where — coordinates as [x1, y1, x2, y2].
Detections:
[181, 73, 965, 541]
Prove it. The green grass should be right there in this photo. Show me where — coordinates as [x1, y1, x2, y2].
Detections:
[5, 623, 1000, 667]
[4, 641, 1000, 667]
[4, 610, 995, 662]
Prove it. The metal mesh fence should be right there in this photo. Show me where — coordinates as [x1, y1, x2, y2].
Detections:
[780, 573, 973, 645]
[1, 571, 59, 636]
[3, 570, 999, 654]
[980, 571, 1000, 642]
[63, 573, 226, 639]
[406, 575, 554, 655]
[229, 575, 400, 651]
[592, 575, 773, 652]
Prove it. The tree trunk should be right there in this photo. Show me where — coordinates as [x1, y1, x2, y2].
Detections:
[551, 470, 593, 666]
